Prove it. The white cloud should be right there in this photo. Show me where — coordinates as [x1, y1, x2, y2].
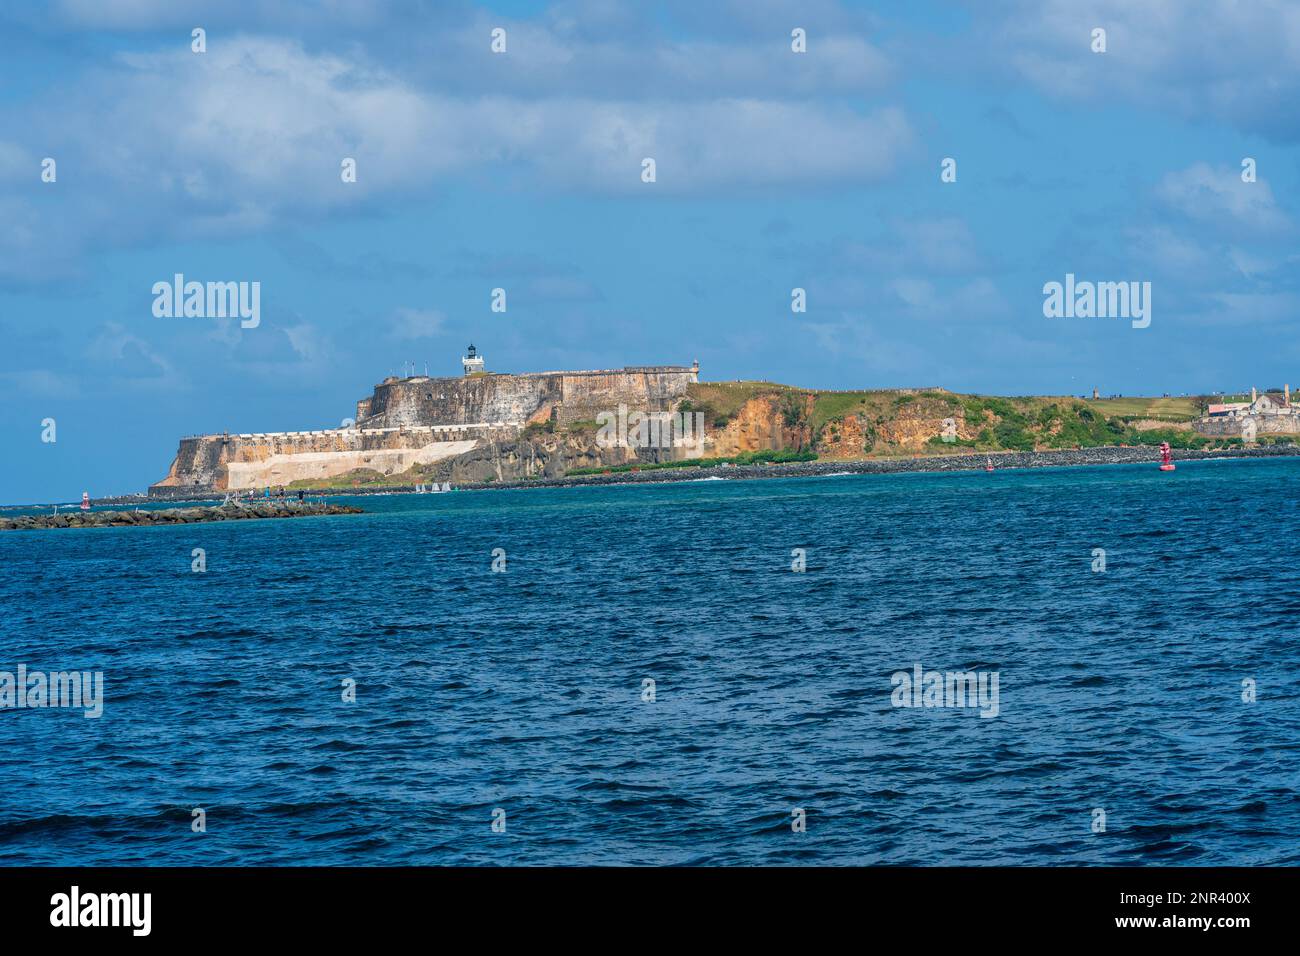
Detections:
[1126, 224, 1217, 275]
[85, 321, 177, 387]
[1209, 291, 1300, 324]
[0, 141, 32, 179]
[1155, 163, 1290, 232]
[214, 318, 336, 384]
[889, 276, 1005, 321]
[1227, 247, 1277, 279]
[800, 314, 931, 374]
[994, 0, 1300, 141]
[283, 322, 328, 362]
[0, 369, 80, 398]
[0, 7, 918, 289]
[390, 308, 446, 340]
[44, 33, 909, 203]
[835, 218, 985, 276]
[521, 276, 602, 303]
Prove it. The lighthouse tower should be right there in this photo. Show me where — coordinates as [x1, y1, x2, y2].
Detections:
[461, 344, 485, 376]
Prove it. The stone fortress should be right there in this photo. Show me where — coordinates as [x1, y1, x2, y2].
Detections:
[150, 347, 700, 495]
[1194, 385, 1300, 438]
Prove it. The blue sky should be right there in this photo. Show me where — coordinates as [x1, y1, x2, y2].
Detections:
[2, 0, 1299, 502]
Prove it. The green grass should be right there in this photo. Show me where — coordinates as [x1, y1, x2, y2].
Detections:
[689, 383, 1208, 457]
[810, 393, 871, 432]
[1120, 427, 1219, 449]
[926, 435, 975, 450]
[684, 381, 797, 420]
[287, 468, 388, 490]
[1088, 396, 1201, 420]
[565, 448, 817, 477]
[521, 419, 555, 438]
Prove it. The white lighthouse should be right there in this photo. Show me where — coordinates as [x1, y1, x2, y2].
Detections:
[462, 344, 485, 376]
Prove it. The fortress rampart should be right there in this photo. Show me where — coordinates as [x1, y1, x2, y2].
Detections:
[1194, 416, 1300, 437]
[356, 365, 698, 429]
[151, 359, 700, 494]
[152, 424, 516, 493]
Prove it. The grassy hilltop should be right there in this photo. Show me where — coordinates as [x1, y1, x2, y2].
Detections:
[681, 382, 1223, 458]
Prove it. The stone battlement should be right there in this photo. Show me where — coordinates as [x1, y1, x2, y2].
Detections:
[153, 360, 700, 495]
[153, 423, 521, 493]
[1194, 416, 1300, 437]
[532, 365, 697, 376]
[185, 423, 517, 441]
[355, 363, 699, 429]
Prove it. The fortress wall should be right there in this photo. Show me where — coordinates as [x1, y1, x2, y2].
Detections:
[225, 440, 479, 489]
[151, 425, 514, 493]
[359, 374, 563, 428]
[1195, 416, 1300, 437]
[556, 369, 695, 424]
[356, 367, 697, 429]
[153, 364, 699, 494]
[153, 436, 228, 491]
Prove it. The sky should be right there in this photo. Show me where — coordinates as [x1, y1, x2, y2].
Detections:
[2, 0, 1299, 502]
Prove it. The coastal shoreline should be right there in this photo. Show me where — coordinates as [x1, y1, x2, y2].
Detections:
[119, 443, 1300, 506]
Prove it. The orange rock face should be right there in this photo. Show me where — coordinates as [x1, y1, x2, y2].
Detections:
[707, 396, 813, 457]
[817, 414, 868, 459]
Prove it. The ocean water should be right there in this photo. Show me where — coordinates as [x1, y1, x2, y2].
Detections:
[2, 459, 1298, 866]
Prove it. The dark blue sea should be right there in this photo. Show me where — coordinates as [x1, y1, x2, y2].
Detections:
[2, 459, 1298, 865]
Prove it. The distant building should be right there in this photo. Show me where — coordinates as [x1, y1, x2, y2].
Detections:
[1252, 393, 1288, 413]
[1197, 382, 1300, 437]
[1207, 384, 1294, 418]
[1207, 402, 1250, 418]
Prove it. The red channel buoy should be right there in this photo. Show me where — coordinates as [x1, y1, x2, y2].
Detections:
[1158, 441, 1175, 472]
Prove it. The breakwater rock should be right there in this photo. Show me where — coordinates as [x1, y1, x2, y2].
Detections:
[1, 502, 363, 531]
[470, 443, 1300, 491]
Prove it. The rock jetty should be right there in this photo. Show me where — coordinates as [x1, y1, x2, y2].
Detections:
[1, 501, 363, 531]
[471, 443, 1300, 491]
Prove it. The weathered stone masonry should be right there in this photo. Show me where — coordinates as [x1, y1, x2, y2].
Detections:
[151, 363, 699, 494]
[356, 365, 699, 429]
